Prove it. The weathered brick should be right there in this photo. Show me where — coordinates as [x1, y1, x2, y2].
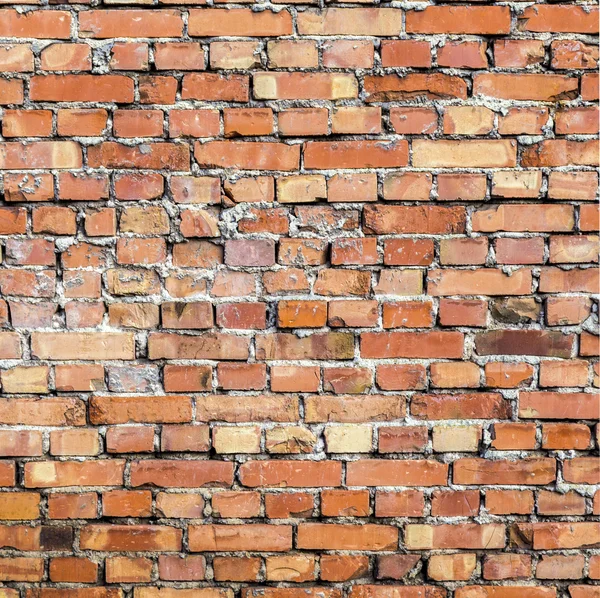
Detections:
[80, 525, 181, 552]
[406, 524, 505, 550]
[130, 461, 233, 488]
[304, 140, 408, 169]
[239, 461, 342, 487]
[518, 5, 599, 33]
[474, 73, 579, 101]
[24, 461, 124, 488]
[189, 525, 292, 552]
[364, 206, 466, 234]
[0, 10, 71, 38]
[255, 73, 358, 101]
[413, 140, 517, 168]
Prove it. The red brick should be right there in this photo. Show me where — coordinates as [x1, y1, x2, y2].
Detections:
[90, 395, 192, 424]
[499, 108, 548, 135]
[495, 238, 545, 265]
[196, 141, 298, 171]
[378, 427, 428, 453]
[0, 9, 71, 38]
[522, 140, 599, 167]
[323, 40, 374, 68]
[24, 461, 123, 489]
[375, 491, 425, 517]
[214, 557, 260, 582]
[103, 490, 152, 517]
[216, 363, 264, 391]
[495, 40, 545, 68]
[31, 75, 133, 103]
[350, 588, 444, 598]
[0, 141, 82, 170]
[389, 110, 437, 136]
[582, 73, 599, 100]
[224, 108, 273, 137]
[130, 461, 233, 488]
[361, 331, 464, 359]
[271, 366, 320, 392]
[41, 44, 90, 71]
[161, 426, 210, 453]
[454, 458, 556, 485]
[439, 41, 487, 68]
[364, 206, 466, 234]
[158, 555, 206, 581]
[537, 491, 586, 516]
[0, 44, 33, 73]
[491, 423, 537, 450]
[323, 367, 372, 394]
[189, 524, 292, 552]
[483, 554, 532, 580]
[457, 589, 554, 598]
[49, 557, 97, 583]
[88, 142, 189, 170]
[278, 109, 328, 136]
[438, 174, 487, 201]
[304, 140, 408, 169]
[406, 6, 510, 34]
[476, 330, 574, 358]
[321, 555, 369, 581]
[382, 40, 431, 67]
[106, 427, 154, 454]
[240, 461, 341, 487]
[2, 110, 52, 137]
[518, 5, 599, 33]
[106, 557, 152, 583]
[322, 489, 370, 517]
[110, 42, 148, 70]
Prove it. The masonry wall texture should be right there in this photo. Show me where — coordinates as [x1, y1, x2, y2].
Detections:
[0, 0, 598, 596]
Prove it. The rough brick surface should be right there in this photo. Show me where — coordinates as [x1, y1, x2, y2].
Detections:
[0, 0, 598, 596]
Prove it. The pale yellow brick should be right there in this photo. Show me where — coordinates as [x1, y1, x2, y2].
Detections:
[432, 425, 481, 452]
[50, 429, 100, 457]
[324, 425, 372, 453]
[276, 175, 326, 204]
[492, 170, 542, 198]
[1, 366, 49, 394]
[430, 362, 480, 389]
[266, 555, 315, 582]
[428, 553, 477, 581]
[213, 426, 261, 454]
[443, 106, 495, 135]
[266, 426, 317, 454]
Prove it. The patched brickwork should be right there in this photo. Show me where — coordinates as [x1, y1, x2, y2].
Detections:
[0, 1, 598, 596]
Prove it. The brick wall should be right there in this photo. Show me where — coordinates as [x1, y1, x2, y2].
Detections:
[0, 0, 598, 596]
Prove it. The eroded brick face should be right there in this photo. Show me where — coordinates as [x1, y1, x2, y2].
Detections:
[0, 0, 598, 596]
